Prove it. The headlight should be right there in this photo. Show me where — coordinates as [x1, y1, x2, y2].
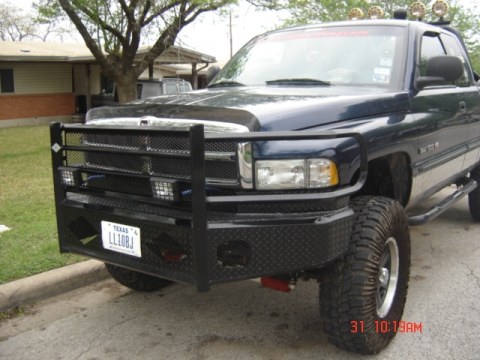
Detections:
[255, 159, 339, 190]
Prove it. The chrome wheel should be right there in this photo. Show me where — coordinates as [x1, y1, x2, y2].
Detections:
[376, 237, 399, 318]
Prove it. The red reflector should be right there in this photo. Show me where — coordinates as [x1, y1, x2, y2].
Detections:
[162, 251, 186, 263]
[260, 277, 291, 292]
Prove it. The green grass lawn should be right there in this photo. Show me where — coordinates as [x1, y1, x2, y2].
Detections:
[0, 125, 82, 284]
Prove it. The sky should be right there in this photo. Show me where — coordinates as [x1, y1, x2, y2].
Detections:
[177, 4, 288, 61]
[13, 0, 288, 62]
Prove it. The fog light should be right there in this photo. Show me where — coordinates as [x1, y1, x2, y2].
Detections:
[59, 167, 81, 187]
[432, 0, 449, 18]
[368, 6, 384, 19]
[348, 8, 364, 20]
[409, 2, 427, 20]
[151, 178, 179, 201]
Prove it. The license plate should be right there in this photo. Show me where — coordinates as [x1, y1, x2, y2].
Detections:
[101, 221, 141, 258]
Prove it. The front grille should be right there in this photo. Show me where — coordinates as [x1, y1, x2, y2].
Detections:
[81, 132, 235, 153]
[63, 130, 240, 197]
[150, 156, 238, 181]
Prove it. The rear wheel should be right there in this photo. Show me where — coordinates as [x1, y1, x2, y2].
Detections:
[320, 196, 411, 354]
[468, 166, 480, 221]
[105, 263, 173, 291]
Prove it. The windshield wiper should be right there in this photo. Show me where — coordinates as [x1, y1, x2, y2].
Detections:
[208, 81, 245, 88]
[266, 78, 331, 86]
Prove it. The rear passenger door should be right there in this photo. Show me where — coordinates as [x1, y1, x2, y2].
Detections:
[410, 31, 468, 197]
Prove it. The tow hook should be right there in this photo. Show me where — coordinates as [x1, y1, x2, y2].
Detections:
[260, 277, 296, 292]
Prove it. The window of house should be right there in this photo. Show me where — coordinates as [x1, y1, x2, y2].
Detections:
[136, 83, 143, 99]
[101, 75, 114, 94]
[0, 69, 15, 93]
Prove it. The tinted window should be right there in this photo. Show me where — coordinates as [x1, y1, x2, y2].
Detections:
[0, 69, 14, 93]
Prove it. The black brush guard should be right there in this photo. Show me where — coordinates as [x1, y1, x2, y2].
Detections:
[50, 123, 367, 292]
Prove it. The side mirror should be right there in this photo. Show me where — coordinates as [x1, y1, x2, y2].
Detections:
[415, 55, 464, 90]
[206, 65, 221, 85]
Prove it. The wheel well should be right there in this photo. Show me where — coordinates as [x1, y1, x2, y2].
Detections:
[356, 153, 411, 206]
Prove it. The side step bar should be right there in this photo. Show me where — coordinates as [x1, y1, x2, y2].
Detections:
[408, 178, 477, 226]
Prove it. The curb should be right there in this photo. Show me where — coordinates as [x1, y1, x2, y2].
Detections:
[0, 260, 109, 312]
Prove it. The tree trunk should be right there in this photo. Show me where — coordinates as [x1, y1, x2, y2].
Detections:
[115, 72, 139, 103]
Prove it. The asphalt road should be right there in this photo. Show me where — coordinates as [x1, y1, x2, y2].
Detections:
[1, 192, 479, 360]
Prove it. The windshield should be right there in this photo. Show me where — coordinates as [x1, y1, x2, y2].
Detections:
[211, 25, 406, 89]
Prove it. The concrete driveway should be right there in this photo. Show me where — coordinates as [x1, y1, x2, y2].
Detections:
[0, 193, 479, 360]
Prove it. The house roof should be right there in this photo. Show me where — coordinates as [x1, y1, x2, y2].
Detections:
[0, 41, 216, 65]
[140, 45, 216, 64]
[0, 41, 90, 61]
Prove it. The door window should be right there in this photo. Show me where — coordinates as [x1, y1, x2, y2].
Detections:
[440, 33, 473, 87]
[419, 34, 446, 77]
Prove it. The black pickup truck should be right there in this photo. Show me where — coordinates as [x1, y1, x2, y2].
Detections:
[50, 12, 480, 355]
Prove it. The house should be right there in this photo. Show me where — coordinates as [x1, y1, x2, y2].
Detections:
[0, 41, 216, 127]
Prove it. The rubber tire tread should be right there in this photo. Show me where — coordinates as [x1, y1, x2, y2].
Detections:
[105, 263, 173, 291]
[320, 196, 411, 354]
[468, 166, 480, 221]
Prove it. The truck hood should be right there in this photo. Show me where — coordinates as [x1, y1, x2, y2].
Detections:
[86, 86, 411, 131]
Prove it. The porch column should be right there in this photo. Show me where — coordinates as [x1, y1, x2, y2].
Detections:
[192, 62, 198, 90]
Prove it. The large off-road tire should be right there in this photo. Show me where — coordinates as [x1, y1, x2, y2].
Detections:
[320, 196, 411, 354]
[105, 263, 173, 291]
[468, 166, 480, 221]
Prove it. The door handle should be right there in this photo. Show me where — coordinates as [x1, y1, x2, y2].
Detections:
[459, 101, 467, 112]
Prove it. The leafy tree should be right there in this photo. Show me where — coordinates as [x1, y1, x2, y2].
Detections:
[35, 0, 264, 103]
[0, 1, 68, 42]
[446, 1, 480, 71]
[0, 2, 38, 41]
[257, 0, 480, 72]
[249, 0, 367, 26]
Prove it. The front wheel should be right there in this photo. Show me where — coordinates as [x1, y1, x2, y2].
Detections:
[105, 263, 173, 291]
[320, 196, 411, 354]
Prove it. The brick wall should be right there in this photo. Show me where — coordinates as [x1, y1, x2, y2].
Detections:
[0, 93, 75, 121]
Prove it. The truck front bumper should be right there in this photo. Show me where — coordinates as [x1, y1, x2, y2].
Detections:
[58, 193, 354, 292]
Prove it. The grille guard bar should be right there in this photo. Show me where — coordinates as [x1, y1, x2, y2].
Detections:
[50, 122, 368, 292]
